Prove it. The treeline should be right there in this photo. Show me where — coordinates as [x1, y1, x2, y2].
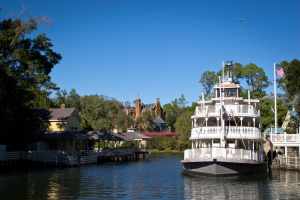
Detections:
[50, 91, 194, 151]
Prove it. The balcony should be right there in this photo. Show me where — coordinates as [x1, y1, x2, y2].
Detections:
[194, 104, 259, 118]
[190, 126, 261, 140]
[270, 134, 300, 145]
[183, 148, 264, 162]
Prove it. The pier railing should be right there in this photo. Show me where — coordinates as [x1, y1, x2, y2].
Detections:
[272, 156, 300, 170]
[1, 149, 149, 167]
[269, 134, 300, 144]
[0, 151, 27, 161]
[184, 148, 264, 162]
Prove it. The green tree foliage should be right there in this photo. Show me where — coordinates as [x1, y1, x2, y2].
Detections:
[136, 110, 156, 131]
[0, 18, 61, 144]
[0, 18, 61, 108]
[79, 95, 132, 132]
[147, 137, 177, 151]
[52, 89, 81, 109]
[201, 63, 269, 98]
[217, 62, 243, 83]
[163, 94, 187, 131]
[242, 64, 269, 98]
[174, 103, 196, 150]
[279, 59, 300, 112]
[260, 98, 288, 130]
[199, 71, 218, 97]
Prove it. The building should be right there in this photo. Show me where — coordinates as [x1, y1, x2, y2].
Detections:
[268, 109, 300, 157]
[125, 98, 165, 120]
[48, 105, 81, 132]
[143, 131, 176, 138]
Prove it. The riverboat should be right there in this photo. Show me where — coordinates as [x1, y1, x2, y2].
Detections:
[181, 61, 266, 175]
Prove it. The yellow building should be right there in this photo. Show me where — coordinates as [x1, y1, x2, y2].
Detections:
[48, 106, 81, 132]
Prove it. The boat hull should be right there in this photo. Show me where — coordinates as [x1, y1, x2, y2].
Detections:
[181, 159, 267, 176]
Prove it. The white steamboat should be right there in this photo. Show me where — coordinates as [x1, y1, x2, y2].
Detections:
[181, 62, 266, 175]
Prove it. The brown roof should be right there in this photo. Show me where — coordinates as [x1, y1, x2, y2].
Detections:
[219, 82, 239, 88]
[49, 108, 76, 120]
[143, 131, 176, 137]
[121, 132, 152, 140]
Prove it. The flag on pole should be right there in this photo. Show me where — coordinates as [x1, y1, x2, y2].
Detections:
[276, 66, 285, 78]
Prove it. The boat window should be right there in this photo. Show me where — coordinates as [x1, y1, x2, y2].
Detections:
[225, 88, 237, 97]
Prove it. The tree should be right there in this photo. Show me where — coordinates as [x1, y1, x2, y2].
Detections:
[0, 18, 61, 144]
[260, 98, 288, 130]
[79, 95, 111, 131]
[175, 109, 193, 150]
[279, 59, 300, 112]
[163, 94, 188, 131]
[0, 18, 61, 108]
[136, 110, 156, 131]
[53, 89, 81, 109]
[79, 95, 132, 132]
[199, 71, 218, 97]
[242, 64, 269, 98]
[217, 62, 243, 83]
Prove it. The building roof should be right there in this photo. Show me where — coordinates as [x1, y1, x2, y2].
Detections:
[44, 131, 88, 140]
[87, 131, 128, 141]
[153, 117, 166, 124]
[121, 132, 151, 140]
[143, 131, 176, 137]
[49, 108, 76, 120]
[263, 127, 285, 134]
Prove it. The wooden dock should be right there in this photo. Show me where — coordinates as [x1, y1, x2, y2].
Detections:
[97, 149, 149, 163]
[0, 149, 149, 169]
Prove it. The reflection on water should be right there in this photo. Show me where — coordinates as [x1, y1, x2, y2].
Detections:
[0, 154, 300, 200]
[183, 170, 300, 200]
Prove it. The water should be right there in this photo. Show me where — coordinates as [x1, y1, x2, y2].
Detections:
[1, 153, 300, 200]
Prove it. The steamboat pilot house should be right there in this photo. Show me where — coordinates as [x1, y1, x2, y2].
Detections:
[182, 66, 266, 175]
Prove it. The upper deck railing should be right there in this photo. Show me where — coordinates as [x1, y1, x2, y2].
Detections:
[194, 104, 259, 118]
[190, 126, 261, 140]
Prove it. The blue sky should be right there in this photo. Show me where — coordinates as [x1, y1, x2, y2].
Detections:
[1, 0, 300, 105]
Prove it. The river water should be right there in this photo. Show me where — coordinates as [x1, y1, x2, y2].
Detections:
[1, 153, 300, 200]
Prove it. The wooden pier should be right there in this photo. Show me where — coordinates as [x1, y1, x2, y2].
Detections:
[0, 149, 149, 169]
[97, 149, 149, 163]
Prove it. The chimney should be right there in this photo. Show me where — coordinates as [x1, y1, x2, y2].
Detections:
[135, 98, 142, 120]
[155, 98, 162, 117]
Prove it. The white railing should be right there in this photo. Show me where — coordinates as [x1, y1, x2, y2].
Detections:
[190, 126, 261, 139]
[28, 151, 79, 166]
[270, 133, 300, 144]
[0, 151, 27, 161]
[184, 148, 264, 162]
[195, 104, 259, 117]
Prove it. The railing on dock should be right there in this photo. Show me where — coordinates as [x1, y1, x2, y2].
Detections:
[80, 151, 98, 165]
[0, 151, 27, 161]
[28, 151, 79, 166]
[273, 156, 300, 170]
[0, 148, 149, 168]
[269, 134, 300, 144]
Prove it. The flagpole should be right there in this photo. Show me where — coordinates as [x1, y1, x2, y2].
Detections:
[274, 63, 278, 135]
